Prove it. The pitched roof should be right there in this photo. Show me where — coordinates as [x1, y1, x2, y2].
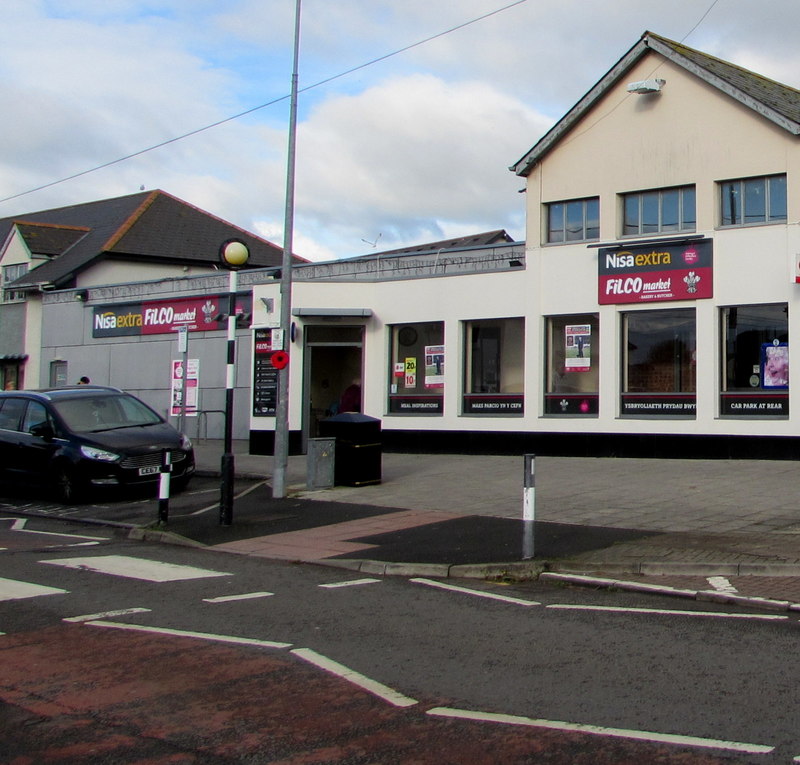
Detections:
[355, 229, 515, 259]
[0, 189, 291, 290]
[511, 31, 800, 176]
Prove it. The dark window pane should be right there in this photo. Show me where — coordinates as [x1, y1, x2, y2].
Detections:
[585, 198, 599, 239]
[744, 178, 766, 223]
[623, 195, 639, 235]
[548, 203, 564, 243]
[721, 182, 740, 226]
[641, 191, 659, 233]
[681, 187, 696, 230]
[565, 201, 584, 241]
[769, 175, 787, 221]
[661, 189, 679, 231]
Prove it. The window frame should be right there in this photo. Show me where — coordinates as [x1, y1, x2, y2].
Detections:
[545, 197, 600, 244]
[621, 186, 696, 237]
[719, 174, 787, 228]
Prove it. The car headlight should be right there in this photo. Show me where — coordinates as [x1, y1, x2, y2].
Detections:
[180, 434, 192, 450]
[80, 445, 121, 462]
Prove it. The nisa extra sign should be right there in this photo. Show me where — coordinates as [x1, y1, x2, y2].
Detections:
[598, 239, 713, 305]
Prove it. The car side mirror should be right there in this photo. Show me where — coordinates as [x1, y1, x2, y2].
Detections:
[31, 422, 55, 441]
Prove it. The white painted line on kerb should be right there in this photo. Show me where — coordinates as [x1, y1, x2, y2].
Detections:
[319, 578, 381, 589]
[547, 604, 788, 621]
[292, 648, 418, 708]
[7, 518, 107, 540]
[84, 620, 291, 649]
[707, 576, 738, 593]
[63, 608, 151, 623]
[0, 577, 68, 602]
[203, 591, 274, 603]
[41, 555, 232, 582]
[411, 578, 540, 606]
[426, 707, 774, 755]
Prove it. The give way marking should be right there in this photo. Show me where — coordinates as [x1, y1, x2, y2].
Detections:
[40, 555, 231, 582]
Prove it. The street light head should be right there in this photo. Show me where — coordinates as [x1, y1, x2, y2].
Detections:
[219, 238, 250, 270]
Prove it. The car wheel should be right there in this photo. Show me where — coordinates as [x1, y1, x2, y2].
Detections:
[52, 466, 84, 504]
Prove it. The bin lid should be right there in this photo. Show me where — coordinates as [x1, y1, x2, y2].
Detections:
[322, 412, 380, 424]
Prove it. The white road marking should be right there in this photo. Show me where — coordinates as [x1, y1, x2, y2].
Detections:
[292, 647, 418, 708]
[411, 577, 539, 606]
[85, 620, 291, 649]
[0, 576, 68, 601]
[41, 555, 232, 582]
[176, 480, 269, 517]
[3, 517, 107, 541]
[426, 707, 774, 755]
[547, 604, 788, 620]
[706, 576, 738, 593]
[63, 608, 151, 623]
[319, 578, 381, 589]
[203, 591, 274, 603]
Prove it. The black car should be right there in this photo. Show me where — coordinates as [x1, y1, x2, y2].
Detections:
[0, 386, 195, 502]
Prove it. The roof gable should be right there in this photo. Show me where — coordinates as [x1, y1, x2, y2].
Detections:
[512, 31, 800, 176]
[0, 190, 288, 290]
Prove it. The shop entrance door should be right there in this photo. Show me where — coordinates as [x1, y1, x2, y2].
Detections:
[303, 325, 364, 451]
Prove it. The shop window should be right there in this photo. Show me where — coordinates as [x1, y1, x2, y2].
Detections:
[721, 304, 788, 416]
[388, 322, 444, 414]
[545, 314, 599, 415]
[546, 197, 599, 243]
[719, 175, 786, 226]
[463, 318, 524, 414]
[621, 309, 696, 416]
[622, 186, 696, 236]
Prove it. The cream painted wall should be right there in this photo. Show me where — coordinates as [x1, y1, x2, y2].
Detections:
[79, 260, 215, 287]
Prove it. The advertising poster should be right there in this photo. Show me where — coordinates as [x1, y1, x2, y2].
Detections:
[424, 345, 445, 388]
[253, 328, 279, 416]
[171, 359, 199, 416]
[762, 342, 789, 389]
[404, 357, 417, 388]
[564, 325, 591, 372]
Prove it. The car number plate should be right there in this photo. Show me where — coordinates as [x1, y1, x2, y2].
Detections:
[138, 466, 160, 476]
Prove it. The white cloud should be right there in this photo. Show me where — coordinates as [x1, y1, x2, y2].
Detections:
[4, 0, 800, 261]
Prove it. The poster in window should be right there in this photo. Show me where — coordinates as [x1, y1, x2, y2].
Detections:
[564, 325, 591, 372]
[404, 357, 417, 388]
[424, 345, 445, 388]
[171, 359, 199, 416]
[762, 342, 788, 389]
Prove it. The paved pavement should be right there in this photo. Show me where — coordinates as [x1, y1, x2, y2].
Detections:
[9, 439, 800, 610]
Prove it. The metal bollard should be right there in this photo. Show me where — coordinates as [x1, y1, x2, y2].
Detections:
[522, 453, 535, 560]
[158, 449, 172, 524]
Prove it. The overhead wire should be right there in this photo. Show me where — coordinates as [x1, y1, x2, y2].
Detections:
[0, 0, 528, 206]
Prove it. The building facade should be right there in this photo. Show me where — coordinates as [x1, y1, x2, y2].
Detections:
[249, 32, 800, 458]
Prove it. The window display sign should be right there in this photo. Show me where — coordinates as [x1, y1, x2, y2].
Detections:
[564, 325, 591, 372]
[762, 342, 788, 388]
[252, 328, 279, 416]
[620, 393, 696, 416]
[93, 294, 252, 337]
[171, 359, 199, 416]
[720, 393, 788, 416]
[598, 239, 712, 305]
[424, 345, 444, 388]
[464, 394, 523, 414]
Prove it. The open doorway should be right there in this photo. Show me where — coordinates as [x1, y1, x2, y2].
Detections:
[303, 325, 364, 449]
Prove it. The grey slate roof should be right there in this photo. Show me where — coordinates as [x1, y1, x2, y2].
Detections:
[1, 190, 290, 290]
[354, 229, 514, 259]
[511, 31, 800, 176]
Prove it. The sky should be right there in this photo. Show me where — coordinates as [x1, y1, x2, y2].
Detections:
[3, 0, 800, 262]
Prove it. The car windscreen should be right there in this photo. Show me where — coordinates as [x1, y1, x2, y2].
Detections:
[52, 394, 163, 433]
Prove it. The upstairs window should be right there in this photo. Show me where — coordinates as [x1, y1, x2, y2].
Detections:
[622, 186, 696, 236]
[546, 197, 599, 243]
[720, 174, 786, 227]
[2, 263, 28, 302]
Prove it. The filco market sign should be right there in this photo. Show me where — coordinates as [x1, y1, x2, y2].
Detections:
[598, 239, 713, 305]
[92, 294, 251, 338]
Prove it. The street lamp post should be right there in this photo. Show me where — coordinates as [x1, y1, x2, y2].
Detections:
[218, 238, 250, 526]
